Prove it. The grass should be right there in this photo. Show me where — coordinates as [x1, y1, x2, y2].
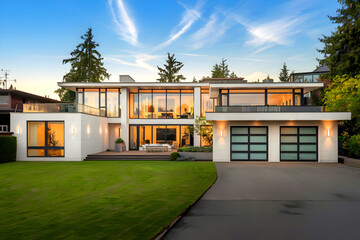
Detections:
[0, 161, 216, 240]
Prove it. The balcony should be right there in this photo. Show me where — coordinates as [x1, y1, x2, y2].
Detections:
[215, 106, 325, 113]
[23, 103, 105, 117]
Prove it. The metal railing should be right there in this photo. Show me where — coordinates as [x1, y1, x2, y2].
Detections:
[215, 106, 325, 113]
[23, 103, 106, 117]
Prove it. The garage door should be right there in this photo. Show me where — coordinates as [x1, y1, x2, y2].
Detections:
[280, 126, 318, 161]
[231, 126, 268, 161]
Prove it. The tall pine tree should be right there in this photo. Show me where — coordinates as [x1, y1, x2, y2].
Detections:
[279, 63, 290, 82]
[211, 59, 230, 78]
[318, 0, 360, 77]
[55, 28, 110, 101]
[157, 53, 185, 82]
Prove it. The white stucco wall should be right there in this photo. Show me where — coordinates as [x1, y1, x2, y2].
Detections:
[212, 120, 339, 163]
[10, 112, 108, 161]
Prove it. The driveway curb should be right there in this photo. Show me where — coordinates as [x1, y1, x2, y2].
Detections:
[152, 170, 218, 240]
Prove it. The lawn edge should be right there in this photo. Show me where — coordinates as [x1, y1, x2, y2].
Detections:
[152, 168, 218, 240]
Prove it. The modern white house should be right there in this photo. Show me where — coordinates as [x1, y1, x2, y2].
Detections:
[10, 74, 351, 162]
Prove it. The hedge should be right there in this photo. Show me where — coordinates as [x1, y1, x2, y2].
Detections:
[0, 136, 16, 163]
[177, 146, 212, 152]
[169, 152, 180, 161]
[347, 134, 360, 159]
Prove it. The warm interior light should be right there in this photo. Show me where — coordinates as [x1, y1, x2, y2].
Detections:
[327, 129, 330, 137]
[220, 129, 223, 137]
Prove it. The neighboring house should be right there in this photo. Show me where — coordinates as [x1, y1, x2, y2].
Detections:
[10, 74, 350, 162]
[0, 89, 59, 134]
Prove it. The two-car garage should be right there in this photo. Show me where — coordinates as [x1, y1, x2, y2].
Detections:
[230, 126, 318, 161]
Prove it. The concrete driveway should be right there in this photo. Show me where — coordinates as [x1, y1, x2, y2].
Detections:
[164, 162, 360, 240]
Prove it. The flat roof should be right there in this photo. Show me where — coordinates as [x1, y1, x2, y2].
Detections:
[0, 89, 59, 103]
[59, 81, 324, 92]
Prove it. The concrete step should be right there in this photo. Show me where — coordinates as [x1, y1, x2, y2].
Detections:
[84, 154, 170, 161]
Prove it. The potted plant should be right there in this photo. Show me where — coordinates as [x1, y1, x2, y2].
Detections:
[115, 138, 124, 152]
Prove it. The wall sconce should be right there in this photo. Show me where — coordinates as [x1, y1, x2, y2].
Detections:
[87, 126, 91, 135]
[105, 128, 108, 133]
[71, 127, 76, 135]
[99, 127, 102, 134]
[220, 129, 223, 137]
[327, 129, 330, 137]
[17, 127, 21, 135]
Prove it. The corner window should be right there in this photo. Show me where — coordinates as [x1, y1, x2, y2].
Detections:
[27, 121, 64, 157]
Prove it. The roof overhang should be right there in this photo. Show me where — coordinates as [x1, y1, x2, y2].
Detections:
[206, 112, 351, 121]
[58, 82, 210, 92]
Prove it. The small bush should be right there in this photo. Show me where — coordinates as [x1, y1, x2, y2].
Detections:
[169, 152, 180, 161]
[347, 134, 360, 158]
[0, 136, 16, 163]
[115, 138, 124, 144]
[177, 146, 212, 152]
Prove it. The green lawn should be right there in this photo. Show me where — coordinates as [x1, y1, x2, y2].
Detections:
[0, 161, 216, 240]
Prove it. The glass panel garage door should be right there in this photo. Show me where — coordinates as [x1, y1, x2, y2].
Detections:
[231, 127, 268, 161]
[280, 127, 318, 161]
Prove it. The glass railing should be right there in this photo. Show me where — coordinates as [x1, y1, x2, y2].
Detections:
[23, 103, 106, 117]
[292, 74, 324, 82]
[215, 106, 325, 113]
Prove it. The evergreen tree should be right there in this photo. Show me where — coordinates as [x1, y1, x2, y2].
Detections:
[157, 53, 185, 82]
[211, 59, 230, 78]
[317, 0, 360, 77]
[55, 28, 110, 101]
[229, 71, 238, 78]
[192, 77, 197, 82]
[279, 63, 290, 82]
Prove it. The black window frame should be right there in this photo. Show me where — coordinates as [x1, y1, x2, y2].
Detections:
[27, 121, 65, 158]
[280, 126, 318, 161]
[230, 126, 268, 161]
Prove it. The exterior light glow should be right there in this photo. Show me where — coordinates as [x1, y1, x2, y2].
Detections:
[327, 129, 330, 137]
[71, 128, 76, 135]
[220, 129, 223, 137]
[87, 126, 91, 135]
[17, 127, 21, 135]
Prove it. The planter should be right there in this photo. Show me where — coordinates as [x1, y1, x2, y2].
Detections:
[179, 152, 212, 161]
[115, 143, 123, 152]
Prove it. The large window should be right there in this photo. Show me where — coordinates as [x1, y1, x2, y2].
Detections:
[201, 89, 217, 117]
[129, 89, 194, 119]
[219, 89, 303, 106]
[129, 125, 193, 150]
[27, 121, 64, 157]
[78, 88, 121, 117]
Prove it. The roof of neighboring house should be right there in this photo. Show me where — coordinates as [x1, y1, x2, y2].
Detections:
[0, 89, 59, 103]
[313, 65, 330, 73]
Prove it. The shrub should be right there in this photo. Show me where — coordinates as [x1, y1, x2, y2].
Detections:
[115, 138, 124, 144]
[0, 136, 16, 163]
[177, 146, 212, 152]
[169, 152, 180, 161]
[347, 134, 360, 158]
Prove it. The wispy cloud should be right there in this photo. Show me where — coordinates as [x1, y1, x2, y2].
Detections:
[191, 13, 234, 50]
[233, 15, 307, 54]
[108, 0, 138, 46]
[155, 1, 202, 50]
[105, 54, 161, 72]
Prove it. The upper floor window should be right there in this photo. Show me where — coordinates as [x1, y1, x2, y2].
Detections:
[77, 88, 121, 117]
[201, 89, 217, 117]
[129, 89, 194, 119]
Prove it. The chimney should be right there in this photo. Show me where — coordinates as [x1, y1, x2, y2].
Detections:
[119, 75, 135, 82]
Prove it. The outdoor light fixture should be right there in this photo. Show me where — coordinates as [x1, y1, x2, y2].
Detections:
[87, 126, 91, 135]
[99, 127, 102, 134]
[17, 127, 21, 135]
[71, 127, 76, 135]
[327, 129, 330, 137]
[220, 129, 223, 137]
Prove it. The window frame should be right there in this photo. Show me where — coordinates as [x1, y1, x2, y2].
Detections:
[27, 121, 65, 158]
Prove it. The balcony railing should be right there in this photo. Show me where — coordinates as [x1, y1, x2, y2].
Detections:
[215, 106, 325, 113]
[23, 103, 106, 117]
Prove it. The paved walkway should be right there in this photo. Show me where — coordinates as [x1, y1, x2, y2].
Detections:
[164, 162, 360, 240]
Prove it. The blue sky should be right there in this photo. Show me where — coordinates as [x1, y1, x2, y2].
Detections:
[0, 0, 340, 99]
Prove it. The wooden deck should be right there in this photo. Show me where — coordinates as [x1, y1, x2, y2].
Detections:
[84, 150, 175, 161]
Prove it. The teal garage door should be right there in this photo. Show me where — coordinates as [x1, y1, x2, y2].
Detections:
[230, 126, 268, 161]
[280, 126, 318, 161]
